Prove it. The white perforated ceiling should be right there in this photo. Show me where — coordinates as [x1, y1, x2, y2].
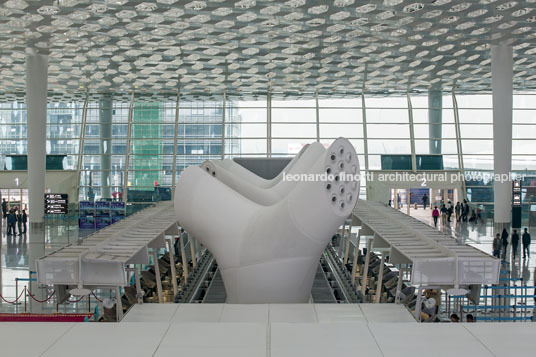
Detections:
[0, 0, 535, 99]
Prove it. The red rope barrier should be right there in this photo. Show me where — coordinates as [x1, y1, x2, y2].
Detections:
[27, 290, 56, 303]
[91, 291, 104, 303]
[1, 288, 106, 305]
[67, 294, 86, 303]
[0, 288, 26, 304]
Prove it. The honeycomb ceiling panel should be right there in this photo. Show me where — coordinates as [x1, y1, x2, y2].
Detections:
[0, 0, 535, 99]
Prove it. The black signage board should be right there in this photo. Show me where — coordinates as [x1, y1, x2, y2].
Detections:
[45, 193, 68, 214]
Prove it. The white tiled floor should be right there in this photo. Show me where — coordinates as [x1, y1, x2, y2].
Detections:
[121, 303, 179, 323]
[0, 322, 74, 356]
[154, 323, 267, 357]
[359, 303, 417, 323]
[124, 303, 415, 324]
[313, 304, 366, 323]
[271, 322, 382, 357]
[171, 303, 224, 322]
[368, 322, 493, 357]
[220, 303, 269, 323]
[1, 304, 533, 356]
[42, 322, 170, 357]
[269, 304, 318, 323]
[464, 322, 536, 356]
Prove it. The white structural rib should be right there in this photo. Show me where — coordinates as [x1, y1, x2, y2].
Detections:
[352, 200, 499, 286]
[36, 201, 178, 287]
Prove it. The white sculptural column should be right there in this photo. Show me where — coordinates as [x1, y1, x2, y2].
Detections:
[175, 138, 359, 303]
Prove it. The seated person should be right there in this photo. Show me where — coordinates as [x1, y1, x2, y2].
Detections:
[413, 289, 440, 321]
[466, 314, 475, 322]
[450, 313, 460, 322]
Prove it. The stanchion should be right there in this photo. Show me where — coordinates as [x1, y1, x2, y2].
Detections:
[14, 279, 22, 308]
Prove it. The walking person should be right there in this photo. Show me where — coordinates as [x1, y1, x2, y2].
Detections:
[447, 201, 453, 222]
[21, 209, 27, 234]
[6, 209, 16, 235]
[432, 206, 439, 227]
[493, 233, 502, 259]
[511, 229, 520, 260]
[1, 198, 7, 219]
[455, 202, 461, 221]
[476, 207, 483, 223]
[16, 210, 22, 236]
[522, 228, 531, 259]
[501, 228, 509, 261]
[462, 199, 470, 222]
[397, 193, 402, 208]
[422, 193, 428, 210]
[440, 204, 448, 228]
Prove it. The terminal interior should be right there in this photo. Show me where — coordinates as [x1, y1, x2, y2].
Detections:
[1, 0, 536, 355]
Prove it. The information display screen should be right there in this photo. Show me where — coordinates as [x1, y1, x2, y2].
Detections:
[44, 193, 68, 214]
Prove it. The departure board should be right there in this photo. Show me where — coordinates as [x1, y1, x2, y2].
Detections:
[44, 193, 68, 214]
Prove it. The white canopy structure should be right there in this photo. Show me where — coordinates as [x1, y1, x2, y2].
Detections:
[36, 201, 178, 287]
[353, 201, 500, 286]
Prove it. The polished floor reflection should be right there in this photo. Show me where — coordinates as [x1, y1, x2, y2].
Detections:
[403, 205, 536, 318]
[0, 219, 98, 314]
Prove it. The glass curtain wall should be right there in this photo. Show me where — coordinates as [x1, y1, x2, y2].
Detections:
[0, 101, 82, 171]
[1, 92, 536, 224]
[411, 93, 459, 170]
[456, 94, 494, 206]
[224, 97, 267, 157]
[0, 102, 26, 170]
[365, 95, 411, 170]
[513, 93, 536, 227]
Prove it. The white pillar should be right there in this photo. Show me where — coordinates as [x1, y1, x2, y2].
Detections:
[26, 50, 48, 227]
[179, 234, 189, 280]
[100, 96, 112, 199]
[351, 231, 361, 285]
[428, 89, 442, 154]
[189, 235, 197, 269]
[361, 238, 372, 296]
[166, 238, 178, 296]
[375, 253, 385, 303]
[152, 250, 164, 303]
[406, 188, 410, 215]
[491, 44, 513, 230]
[395, 267, 404, 304]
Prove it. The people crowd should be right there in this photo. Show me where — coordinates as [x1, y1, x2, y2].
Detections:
[2, 199, 27, 236]
[491, 226, 532, 263]
[390, 191, 532, 265]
